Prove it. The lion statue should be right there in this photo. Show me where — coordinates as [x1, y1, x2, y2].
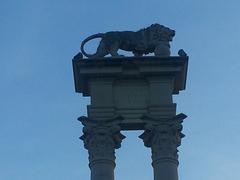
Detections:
[80, 23, 175, 58]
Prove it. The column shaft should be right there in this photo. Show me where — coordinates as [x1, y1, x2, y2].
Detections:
[90, 161, 115, 180]
[139, 114, 186, 180]
[152, 158, 178, 180]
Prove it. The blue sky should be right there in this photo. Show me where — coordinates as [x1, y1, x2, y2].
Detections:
[1, 0, 240, 180]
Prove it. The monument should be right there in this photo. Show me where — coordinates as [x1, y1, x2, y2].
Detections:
[72, 23, 189, 180]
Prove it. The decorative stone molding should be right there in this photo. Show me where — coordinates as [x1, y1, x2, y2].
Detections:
[139, 114, 186, 165]
[79, 116, 126, 165]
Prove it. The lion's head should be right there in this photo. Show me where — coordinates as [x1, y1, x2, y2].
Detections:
[147, 23, 175, 42]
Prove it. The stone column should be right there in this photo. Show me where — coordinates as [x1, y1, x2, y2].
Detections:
[79, 116, 125, 180]
[139, 114, 186, 180]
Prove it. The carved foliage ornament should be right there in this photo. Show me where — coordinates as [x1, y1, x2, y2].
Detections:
[79, 116, 126, 162]
[139, 114, 186, 162]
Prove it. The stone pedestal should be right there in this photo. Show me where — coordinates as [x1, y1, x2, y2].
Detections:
[72, 55, 188, 180]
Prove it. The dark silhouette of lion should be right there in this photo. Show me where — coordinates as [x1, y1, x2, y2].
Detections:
[80, 24, 175, 58]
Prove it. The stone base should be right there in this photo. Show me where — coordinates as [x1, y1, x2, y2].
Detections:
[73, 56, 188, 130]
[73, 55, 189, 180]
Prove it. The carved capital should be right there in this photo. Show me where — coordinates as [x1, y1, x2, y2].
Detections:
[79, 116, 125, 164]
[139, 114, 186, 164]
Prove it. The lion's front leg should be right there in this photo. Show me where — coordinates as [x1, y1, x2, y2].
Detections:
[92, 41, 109, 58]
[154, 41, 171, 57]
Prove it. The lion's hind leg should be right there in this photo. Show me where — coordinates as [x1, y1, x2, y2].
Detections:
[92, 41, 109, 58]
[109, 42, 124, 57]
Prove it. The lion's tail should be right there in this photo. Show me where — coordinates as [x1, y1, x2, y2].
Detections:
[80, 33, 104, 58]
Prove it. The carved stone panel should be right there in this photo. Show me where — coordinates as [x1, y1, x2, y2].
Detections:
[113, 79, 149, 109]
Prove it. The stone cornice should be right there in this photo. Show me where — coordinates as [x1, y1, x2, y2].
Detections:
[72, 56, 188, 96]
